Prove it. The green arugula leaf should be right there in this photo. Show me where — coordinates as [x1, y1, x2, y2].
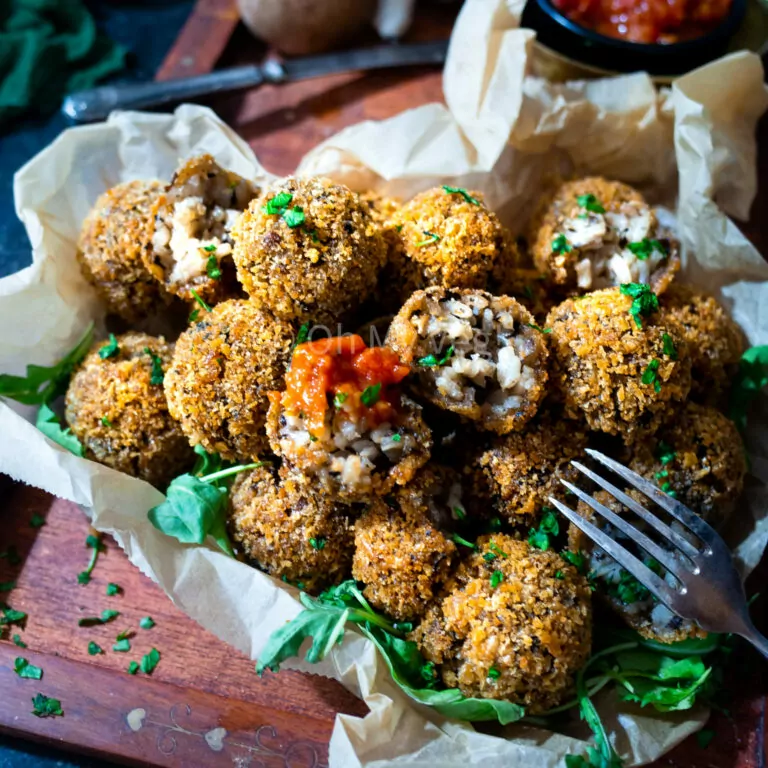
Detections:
[36, 403, 83, 456]
[140, 647, 161, 674]
[442, 186, 480, 205]
[98, 334, 119, 360]
[620, 283, 659, 329]
[0, 323, 93, 405]
[31, 693, 63, 718]
[14, 657, 43, 680]
[729, 346, 768, 431]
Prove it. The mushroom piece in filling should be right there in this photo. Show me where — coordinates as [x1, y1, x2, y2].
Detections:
[386, 288, 549, 434]
[146, 154, 259, 305]
[528, 177, 679, 294]
[266, 334, 432, 502]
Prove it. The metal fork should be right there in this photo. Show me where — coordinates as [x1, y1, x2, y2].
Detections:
[548, 448, 768, 658]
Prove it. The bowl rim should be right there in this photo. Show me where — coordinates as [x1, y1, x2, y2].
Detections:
[535, 0, 748, 54]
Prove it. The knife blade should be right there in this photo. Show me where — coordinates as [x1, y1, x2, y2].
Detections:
[62, 40, 449, 124]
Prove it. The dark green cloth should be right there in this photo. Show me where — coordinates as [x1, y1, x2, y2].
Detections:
[0, 0, 127, 125]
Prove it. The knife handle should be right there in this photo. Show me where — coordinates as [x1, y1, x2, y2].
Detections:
[61, 62, 286, 123]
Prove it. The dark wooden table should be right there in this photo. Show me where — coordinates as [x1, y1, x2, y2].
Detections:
[2, 0, 768, 765]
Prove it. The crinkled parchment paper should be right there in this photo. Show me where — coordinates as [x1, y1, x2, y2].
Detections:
[2, 1, 768, 765]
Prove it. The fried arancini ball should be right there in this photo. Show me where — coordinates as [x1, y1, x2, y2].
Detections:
[146, 154, 258, 307]
[388, 186, 515, 304]
[352, 483, 457, 622]
[464, 413, 589, 528]
[77, 180, 174, 323]
[232, 177, 386, 324]
[65, 332, 194, 488]
[229, 465, 354, 593]
[386, 288, 549, 434]
[410, 535, 592, 713]
[547, 287, 691, 443]
[659, 284, 744, 405]
[164, 299, 295, 462]
[528, 177, 679, 295]
[628, 402, 746, 529]
[569, 490, 707, 644]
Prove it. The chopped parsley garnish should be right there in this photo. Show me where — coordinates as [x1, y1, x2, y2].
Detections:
[12, 634, 26, 648]
[106, 583, 121, 596]
[526, 323, 552, 334]
[488, 516, 502, 531]
[206, 253, 222, 280]
[442, 185, 480, 205]
[451, 533, 477, 550]
[660, 481, 678, 498]
[78, 609, 119, 627]
[101, 416, 113, 428]
[483, 552, 496, 563]
[0, 580, 16, 591]
[310, 537, 326, 550]
[655, 440, 676, 466]
[127, 661, 139, 675]
[141, 647, 161, 674]
[98, 333, 119, 360]
[620, 283, 659, 329]
[308, 433, 318, 442]
[189, 308, 200, 323]
[490, 570, 504, 588]
[30, 513, 45, 528]
[333, 392, 348, 407]
[662, 333, 677, 359]
[31, 693, 63, 718]
[391, 433, 402, 442]
[608, 569, 651, 604]
[487, 666, 501, 680]
[552, 234, 572, 254]
[144, 348, 165, 386]
[555, 570, 565, 580]
[417, 346, 454, 367]
[203, 244, 217, 253]
[262, 191, 293, 216]
[488, 542, 509, 559]
[283, 206, 305, 228]
[77, 534, 105, 585]
[14, 657, 43, 680]
[361, 383, 381, 407]
[416, 230, 440, 247]
[113, 638, 131, 653]
[627, 238, 667, 260]
[190, 289, 212, 313]
[655, 469, 669, 479]
[88, 642, 103, 655]
[139, 616, 155, 630]
[527, 508, 559, 551]
[1, 607, 27, 627]
[453, 506, 466, 521]
[576, 193, 605, 214]
[641, 359, 662, 392]
[293, 322, 311, 352]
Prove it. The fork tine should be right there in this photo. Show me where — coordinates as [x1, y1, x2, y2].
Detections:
[559, 477, 689, 578]
[585, 449, 719, 547]
[548, 497, 681, 610]
[570, 460, 700, 560]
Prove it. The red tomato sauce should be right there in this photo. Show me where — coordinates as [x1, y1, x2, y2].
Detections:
[281, 335, 411, 434]
[551, 0, 732, 43]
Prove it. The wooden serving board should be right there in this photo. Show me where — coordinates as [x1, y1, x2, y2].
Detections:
[2, 0, 768, 765]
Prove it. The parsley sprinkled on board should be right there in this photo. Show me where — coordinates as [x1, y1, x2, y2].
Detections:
[31, 693, 63, 718]
[0, 322, 93, 405]
[262, 191, 293, 216]
[662, 333, 677, 359]
[361, 383, 381, 407]
[127, 661, 139, 675]
[552, 233, 572, 254]
[490, 570, 504, 588]
[141, 648, 161, 674]
[417, 346, 454, 367]
[99, 333, 119, 360]
[77, 534, 105, 585]
[641, 359, 662, 392]
[88, 642, 103, 655]
[78, 609, 119, 627]
[206, 253, 222, 280]
[576, 193, 605, 214]
[190, 289, 212, 313]
[620, 283, 659, 329]
[283, 206, 305, 228]
[627, 238, 667, 260]
[442, 186, 480, 205]
[106, 583, 121, 596]
[143, 347, 165, 386]
[310, 537, 326, 550]
[30, 513, 45, 528]
[1, 607, 27, 627]
[113, 638, 131, 653]
[139, 616, 155, 630]
[416, 230, 440, 247]
[451, 533, 477, 550]
[487, 666, 501, 680]
[14, 657, 43, 680]
[12, 634, 26, 648]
